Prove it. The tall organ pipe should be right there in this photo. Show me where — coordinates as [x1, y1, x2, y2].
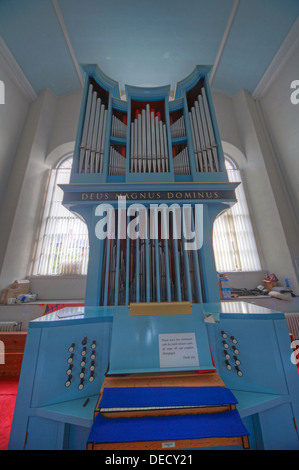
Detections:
[188, 88, 220, 173]
[79, 84, 93, 173]
[129, 106, 169, 173]
[79, 82, 108, 174]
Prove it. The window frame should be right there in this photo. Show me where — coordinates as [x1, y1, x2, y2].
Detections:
[213, 156, 262, 273]
[31, 155, 89, 276]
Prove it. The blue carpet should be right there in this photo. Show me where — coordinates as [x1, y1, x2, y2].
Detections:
[87, 409, 248, 443]
[99, 386, 238, 409]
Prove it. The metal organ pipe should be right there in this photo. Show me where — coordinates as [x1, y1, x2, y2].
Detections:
[79, 84, 219, 176]
[84, 91, 97, 173]
[146, 104, 151, 172]
[96, 104, 107, 173]
[111, 115, 127, 139]
[189, 87, 220, 173]
[79, 83, 108, 174]
[79, 84, 93, 173]
[99, 206, 205, 306]
[129, 105, 169, 173]
[198, 95, 214, 172]
[173, 147, 190, 175]
[108, 147, 126, 176]
[170, 116, 186, 139]
[201, 88, 219, 172]
[137, 114, 142, 173]
[142, 109, 146, 173]
[155, 116, 161, 173]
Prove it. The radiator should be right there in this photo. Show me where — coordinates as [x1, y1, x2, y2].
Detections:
[285, 314, 299, 340]
[0, 321, 22, 332]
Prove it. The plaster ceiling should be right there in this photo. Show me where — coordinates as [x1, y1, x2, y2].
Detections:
[0, 0, 298, 98]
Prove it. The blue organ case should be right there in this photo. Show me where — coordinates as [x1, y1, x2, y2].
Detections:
[8, 303, 299, 450]
[8, 65, 299, 450]
[8, 308, 113, 450]
[204, 302, 299, 450]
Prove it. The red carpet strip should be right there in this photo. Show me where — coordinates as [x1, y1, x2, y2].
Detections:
[0, 377, 19, 450]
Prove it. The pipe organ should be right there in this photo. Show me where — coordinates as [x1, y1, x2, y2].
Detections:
[8, 65, 299, 451]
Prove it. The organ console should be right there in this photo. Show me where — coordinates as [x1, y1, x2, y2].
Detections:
[8, 65, 299, 451]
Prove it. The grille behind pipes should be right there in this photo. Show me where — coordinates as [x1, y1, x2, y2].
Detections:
[0, 321, 22, 332]
[99, 205, 205, 306]
[285, 314, 299, 340]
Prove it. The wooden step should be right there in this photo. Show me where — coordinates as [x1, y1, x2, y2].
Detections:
[87, 409, 250, 450]
[87, 435, 249, 450]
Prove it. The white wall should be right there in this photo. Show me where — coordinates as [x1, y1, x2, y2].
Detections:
[0, 58, 30, 204]
[0, 89, 57, 289]
[232, 89, 298, 292]
[259, 43, 299, 214]
[212, 91, 245, 157]
[0, 86, 84, 299]
[47, 89, 82, 161]
[257, 41, 299, 280]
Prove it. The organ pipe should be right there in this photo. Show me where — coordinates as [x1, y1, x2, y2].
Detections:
[189, 87, 220, 172]
[79, 83, 107, 174]
[129, 105, 169, 173]
[108, 146, 126, 176]
[78, 82, 220, 176]
[170, 115, 186, 139]
[99, 207, 204, 306]
[173, 147, 190, 175]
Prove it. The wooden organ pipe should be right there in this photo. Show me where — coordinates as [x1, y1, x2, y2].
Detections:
[189, 87, 219, 172]
[79, 83, 107, 174]
[130, 104, 169, 173]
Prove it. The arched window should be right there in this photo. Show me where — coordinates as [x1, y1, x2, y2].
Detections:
[32, 156, 89, 275]
[213, 157, 261, 272]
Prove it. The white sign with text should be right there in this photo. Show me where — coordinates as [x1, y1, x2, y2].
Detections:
[159, 332, 199, 368]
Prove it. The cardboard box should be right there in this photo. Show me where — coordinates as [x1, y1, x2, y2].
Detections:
[0, 285, 30, 304]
